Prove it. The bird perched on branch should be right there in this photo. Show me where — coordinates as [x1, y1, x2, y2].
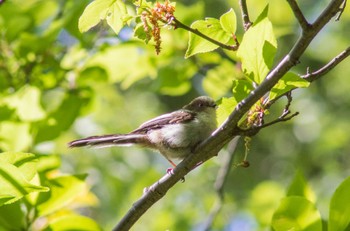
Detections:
[68, 96, 217, 168]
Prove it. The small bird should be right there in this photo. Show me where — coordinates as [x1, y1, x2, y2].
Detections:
[68, 96, 217, 168]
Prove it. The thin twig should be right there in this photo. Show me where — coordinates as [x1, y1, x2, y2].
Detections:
[286, 0, 310, 30]
[237, 112, 299, 137]
[302, 46, 350, 82]
[239, 0, 252, 31]
[172, 18, 238, 51]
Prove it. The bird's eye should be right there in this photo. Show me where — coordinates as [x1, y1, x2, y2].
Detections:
[198, 103, 203, 107]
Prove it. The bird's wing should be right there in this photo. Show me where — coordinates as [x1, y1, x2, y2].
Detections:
[131, 110, 195, 134]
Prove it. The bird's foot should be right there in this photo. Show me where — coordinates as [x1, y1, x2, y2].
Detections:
[166, 168, 185, 182]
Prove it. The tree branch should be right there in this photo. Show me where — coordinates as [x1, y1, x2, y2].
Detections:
[302, 46, 350, 82]
[286, 0, 310, 30]
[239, 0, 252, 31]
[113, 1, 346, 230]
[172, 18, 238, 51]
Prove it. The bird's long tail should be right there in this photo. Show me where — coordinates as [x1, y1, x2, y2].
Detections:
[68, 134, 148, 148]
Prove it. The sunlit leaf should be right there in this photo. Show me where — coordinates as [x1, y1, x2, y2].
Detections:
[0, 152, 38, 181]
[202, 60, 238, 99]
[79, 0, 115, 32]
[86, 44, 156, 87]
[36, 174, 88, 216]
[329, 176, 350, 231]
[36, 155, 61, 173]
[2, 85, 46, 121]
[220, 8, 237, 35]
[248, 181, 285, 226]
[232, 79, 254, 102]
[79, 0, 130, 34]
[216, 97, 238, 126]
[186, 18, 231, 58]
[269, 72, 310, 100]
[0, 161, 49, 206]
[106, 0, 129, 34]
[272, 196, 322, 231]
[286, 170, 316, 203]
[43, 214, 102, 231]
[0, 122, 31, 152]
[237, 5, 277, 84]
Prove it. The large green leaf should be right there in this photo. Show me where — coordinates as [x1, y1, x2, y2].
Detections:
[215, 79, 254, 125]
[216, 97, 238, 126]
[0, 161, 49, 206]
[269, 72, 310, 100]
[36, 174, 88, 216]
[106, 0, 131, 34]
[237, 6, 277, 84]
[43, 214, 101, 231]
[0, 122, 31, 152]
[86, 44, 157, 88]
[220, 8, 237, 35]
[286, 171, 316, 203]
[0, 152, 38, 181]
[79, 0, 115, 32]
[329, 176, 350, 231]
[185, 18, 231, 58]
[0, 203, 25, 230]
[272, 196, 322, 231]
[1, 85, 46, 122]
[203, 60, 239, 99]
[79, 0, 130, 34]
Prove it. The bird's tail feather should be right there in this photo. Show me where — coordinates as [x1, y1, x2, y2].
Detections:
[68, 134, 147, 148]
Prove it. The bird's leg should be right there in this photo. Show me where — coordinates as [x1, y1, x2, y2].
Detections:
[165, 159, 186, 182]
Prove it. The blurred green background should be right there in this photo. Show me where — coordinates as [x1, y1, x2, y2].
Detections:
[1, 0, 350, 230]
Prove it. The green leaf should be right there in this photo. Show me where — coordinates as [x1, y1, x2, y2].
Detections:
[329, 176, 350, 231]
[43, 214, 102, 231]
[156, 64, 193, 96]
[203, 60, 238, 99]
[2, 85, 46, 121]
[272, 196, 322, 231]
[79, 0, 126, 33]
[34, 89, 92, 143]
[0, 152, 38, 181]
[216, 97, 238, 126]
[86, 44, 156, 87]
[36, 155, 61, 173]
[36, 174, 88, 216]
[0, 122, 31, 152]
[269, 72, 310, 100]
[106, 0, 129, 34]
[237, 5, 277, 84]
[220, 8, 237, 35]
[0, 203, 25, 230]
[185, 18, 231, 58]
[0, 161, 49, 206]
[286, 171, 316, 203]
[232, 79, 254, 102]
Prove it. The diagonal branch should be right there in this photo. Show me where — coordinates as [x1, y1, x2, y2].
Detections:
[302, 46, 350, 82]
[113, 1, 346, 230]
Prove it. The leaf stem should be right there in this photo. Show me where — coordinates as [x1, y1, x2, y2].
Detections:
[172, 17, 238, 51]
